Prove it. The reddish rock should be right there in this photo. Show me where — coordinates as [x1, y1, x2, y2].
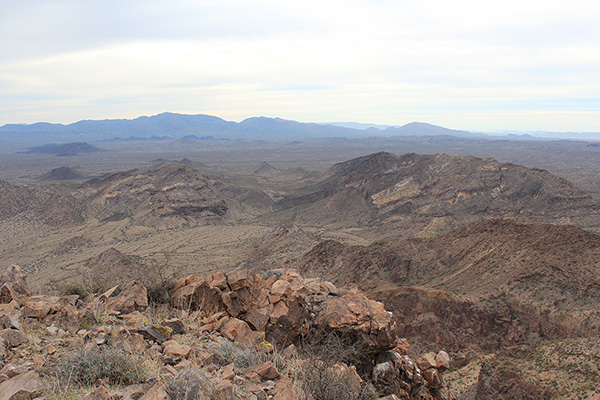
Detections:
[316, 293, 396, 351]
[252, 361, 280, 380]
[172, 279, 226, 316]
[269, 280, 291, 303]
[0, 370, 42, 400]
[105, 281, 148, 314]
[0, 265, 29, 305]
[221, 291, 241, 317]
[272, 377, 298, 400]
[79, 385, 113, 400]
[162, 318, 185, 334]
[417, 352, 438, 371]
[435, 351, 450, 371]
[21, 299, 52, 319]
[423, 368, 444, 389]
[162, 340, 193, 359]
[221, 363, 235, 380]
[207, 271, 229, 290]
[220, 318, 260, 347]
[0, 329, 27, 347]
[245, 307, 270, 331]
[138, 383, 168, 400]
[227, 269, 257, 291]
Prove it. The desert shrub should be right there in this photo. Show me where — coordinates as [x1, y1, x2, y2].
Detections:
[61, 282, 89, 299]
[291, 329, 379, 400]
[56, 348, 147, 386]
[299, 328, 373, 372]
[219, 340, 269, 369]
[288, 358, 377, 400]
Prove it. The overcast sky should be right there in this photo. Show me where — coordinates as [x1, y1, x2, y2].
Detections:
[1, 0, 599, 131]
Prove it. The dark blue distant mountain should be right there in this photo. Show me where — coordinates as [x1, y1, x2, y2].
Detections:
[20, 142, 105, 156]
[0, 112, 487, 143]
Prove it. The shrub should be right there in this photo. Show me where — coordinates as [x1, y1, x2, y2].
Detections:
[56, 348, 147, 386]
[219, 340, 270, 369]
[288, 358, 377, 400]
[61, 282, 89, 299]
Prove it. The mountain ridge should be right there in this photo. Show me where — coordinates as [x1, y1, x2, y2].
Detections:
[0, 112, 486, 143]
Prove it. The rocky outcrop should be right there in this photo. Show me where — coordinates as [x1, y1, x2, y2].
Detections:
[171, 268, 396, 353]
[171, 268, 450, 398]
[0, 264, 451, 400]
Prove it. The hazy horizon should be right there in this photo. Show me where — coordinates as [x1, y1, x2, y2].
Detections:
[2, 1, 599, 132]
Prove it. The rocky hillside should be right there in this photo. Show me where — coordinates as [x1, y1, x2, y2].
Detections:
[0, 179, 84, 226]
[0, 264, 454, 400]
[39, 166, 85, 181]
[274, 152, 600, 234]
[293, 219, 600, 348]
[85, 162, 229, 228]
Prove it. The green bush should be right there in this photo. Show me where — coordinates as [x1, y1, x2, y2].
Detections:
[61, 282, 89, 299]
[56, 348, 147, 386]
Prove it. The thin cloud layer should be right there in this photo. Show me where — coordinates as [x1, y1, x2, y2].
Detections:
[1, 0, 599, 131]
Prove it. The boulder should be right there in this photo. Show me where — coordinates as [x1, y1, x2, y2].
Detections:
[251, 361, 280, 380]
[315, 293, 396, 351]
[162, 340, 194, 359]
[435, 351, 450, 371]
[0, 265, 29, 305]
[0, 370, 43, 400]
[172, 278, 226, 316]
[138, 325, 172, 344]
[0, 329, 27, 348]
[139, 383, 169, 400]
[105, 281, 148, 314]
[21, 298, 53, 319]
[162, 318, 185, 334]
[220, 318, 260, 347]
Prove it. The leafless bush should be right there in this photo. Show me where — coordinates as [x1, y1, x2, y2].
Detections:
[56, 348, 147, 386]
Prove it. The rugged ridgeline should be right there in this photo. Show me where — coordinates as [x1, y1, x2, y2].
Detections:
[271, 152, 600, 235]
[294, 219, 600, 345]
[0, 161, 273, 232]
[0, 265, 454, 400]
[3, 152, 599, 236]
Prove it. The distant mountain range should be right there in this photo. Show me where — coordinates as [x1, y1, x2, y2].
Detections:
[0, 112, 487, 143]
[3, 112, 598, 144]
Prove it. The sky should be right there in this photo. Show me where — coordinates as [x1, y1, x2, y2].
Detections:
[1, 0, 599, 132]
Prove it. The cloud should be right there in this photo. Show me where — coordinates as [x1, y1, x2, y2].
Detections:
[0, 0, 599, 131]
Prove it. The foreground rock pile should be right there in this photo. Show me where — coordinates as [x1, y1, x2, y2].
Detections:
[0, 264, 452, 400]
